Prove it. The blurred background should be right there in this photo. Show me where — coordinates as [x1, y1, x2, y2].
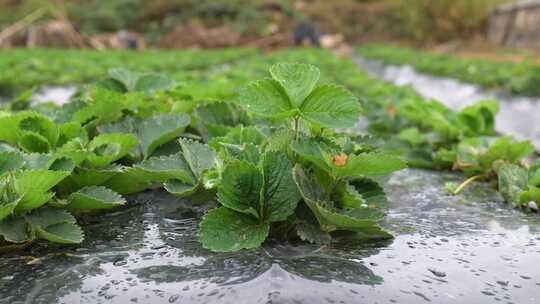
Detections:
[1, 0, 531, 50]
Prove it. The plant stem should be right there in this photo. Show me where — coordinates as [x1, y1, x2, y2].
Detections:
[328, 177, 342, 198]
[453, 175, 483, 195]
[293, 116, 300, 141]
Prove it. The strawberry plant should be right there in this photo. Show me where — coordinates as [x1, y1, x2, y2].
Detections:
[0, 63, 407, 252]
[361, 73, 540, 211]
[197, 63, 406, 251]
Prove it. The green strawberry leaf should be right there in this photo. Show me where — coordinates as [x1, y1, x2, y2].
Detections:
[68, 186, 126, 210]
[261, 151, 300, 222]
[520, 186, 540, 206]
[134, 74, 177, 94]
[87, 133, 139, 167]
[35, 222, 83, 244]
[334, 153, 407, 179]
[270, 62, 320, 108]
[0, 151, 24, 176]
[25, 207, 76, 227]
[108, 68, 176, 93]
[134, 153, 195, 184]
[14, 170, 71, 212]
[163, 180, 198, 198]
[57, 121, 87, 147]
[70, 165, 123, 188]
[300, 84, 360, 128]
[237, 79, 294, 118]
[18, 114, 59, 149]
[293, 165, 391, 238]
[498, 164, 528, 207]
[179, 138, 216, 179]
[529, 160, 540, 187]
[296, 222, 332, 245]
[0, 112, 59, 152]
[220, 143, 260, 165]
[479, 137, 534, 170]
[138, 114, 190, 158]
[293, 138, 405, 178]
[217, 160, 263, 218]
[18, 132, 51, 153]
[73, 89, 131, 125]
[291, 137, 334, 173]
[458, 100, 499, 136]
[351, 178, 389, 209]
[0, 197, 21, 222]
[25, 208, 83, 244]
[0, 216, 29, 243]
[334, 182, 366, 210]
[457, 137, 534, 175]
[194, 102, 250, 140]
[213, 126, 267, 147]
[0, 203, 17, 222]
[100, 114, 190, 159]
[105, 153, 195, 195]
[199, 207, 269, 252]
[104, 166, 152, 195]
[108, 68, 140, 92]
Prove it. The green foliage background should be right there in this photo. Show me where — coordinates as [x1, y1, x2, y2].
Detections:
[0, 0, 511, 45]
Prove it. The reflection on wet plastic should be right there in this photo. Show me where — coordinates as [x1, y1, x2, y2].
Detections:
[0, 169, 539, 303]
[33, 86, 78, 105]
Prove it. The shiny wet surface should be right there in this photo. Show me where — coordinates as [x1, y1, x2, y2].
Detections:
[1, 169, 538, 304]
[356, 57, 540, 150]
[32, 86, 78, 105]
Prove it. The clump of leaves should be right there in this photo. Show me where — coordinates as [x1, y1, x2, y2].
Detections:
[197, 63, 405, 252]
[237, 62, 360, 134]
[366, 87, 540, 212]
[99, 68, 178, 94]
[0, 70, 188, 249]
[450, 136, 534, 195]
[498, 160, 540, 211]
[0, 62, 407, 253]
[200, 151, 300, 251]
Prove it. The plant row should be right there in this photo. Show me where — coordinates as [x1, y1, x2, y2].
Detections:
[0, 48, 256, 96]
[357, 44, 540, 96]
[0, 61, 408, 252]
[1, 48, 538, 253]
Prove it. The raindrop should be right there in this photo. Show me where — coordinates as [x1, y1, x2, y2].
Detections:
[427, 268, 446, 278]
[168, 294, 180, 303]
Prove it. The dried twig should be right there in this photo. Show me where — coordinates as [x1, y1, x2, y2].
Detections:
[0, 8, 47, 46]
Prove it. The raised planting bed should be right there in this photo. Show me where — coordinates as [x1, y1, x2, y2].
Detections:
[1, 168, 538, 303]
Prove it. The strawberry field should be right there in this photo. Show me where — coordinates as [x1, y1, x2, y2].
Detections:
[0, 47, 539, 303]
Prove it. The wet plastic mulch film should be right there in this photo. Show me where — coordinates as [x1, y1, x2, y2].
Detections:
[0, 169, 539, 304]
[1, 64, 540, 303]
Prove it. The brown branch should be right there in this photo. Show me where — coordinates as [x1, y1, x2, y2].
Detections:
[0, 8, 47, 45]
